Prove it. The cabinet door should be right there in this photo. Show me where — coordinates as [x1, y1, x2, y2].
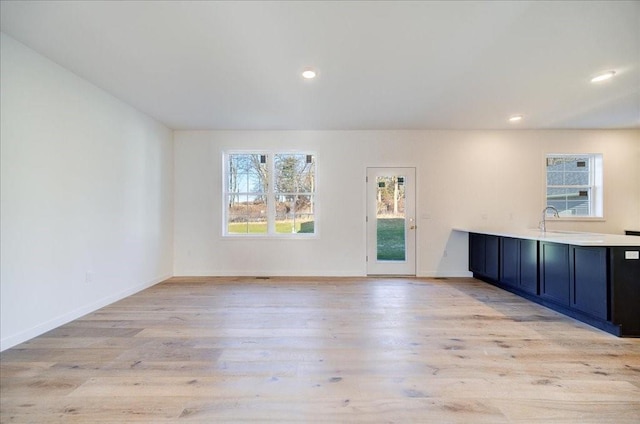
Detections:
[500, 237, 519, 287]
[610, 247, 640, 335]
[540, 242, 570, 306]
[469, 233, 485, 274]
[469, 233, 499, 281]
[519, 239, 538, 295]
[485, 235, 500, 281]
[570, 246, 608, 319]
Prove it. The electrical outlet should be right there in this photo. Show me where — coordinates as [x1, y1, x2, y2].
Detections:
[85, 271, 94, 284]
[625, 251, 639, 260]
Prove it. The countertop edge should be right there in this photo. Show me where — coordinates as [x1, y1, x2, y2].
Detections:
[453, 228, 640, 247]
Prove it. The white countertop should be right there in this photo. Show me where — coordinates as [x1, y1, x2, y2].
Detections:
[453, 228, 640, 247]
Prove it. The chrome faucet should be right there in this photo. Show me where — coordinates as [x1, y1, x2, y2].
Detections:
[540, 206, 559, 232]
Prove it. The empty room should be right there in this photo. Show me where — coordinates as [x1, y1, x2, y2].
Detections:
[1, 1, 639, 423]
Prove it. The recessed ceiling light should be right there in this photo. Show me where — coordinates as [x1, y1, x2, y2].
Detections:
[301, 68, 317, 79]
[590, 70, 616, 83]
[509, 115, 523, 123]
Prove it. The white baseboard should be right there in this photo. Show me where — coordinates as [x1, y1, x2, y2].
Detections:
[417, 270, 473, 278]
[173, 270, 365, 277]
[0, 273, 171, 352]
[174, 270, 473, 278]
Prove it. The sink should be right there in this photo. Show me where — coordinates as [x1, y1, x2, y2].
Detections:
[545, 230, 587, 235]
[528, 229, 575, 235]
[527, 228, 586, 235]
[542, 232, 582, 238]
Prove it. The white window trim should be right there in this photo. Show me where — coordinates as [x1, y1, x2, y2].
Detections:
[544, 153, 604, 221]
[222, 151, 318, 238]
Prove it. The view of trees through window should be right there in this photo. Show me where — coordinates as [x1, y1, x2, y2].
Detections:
[225, 153, 315, 235]
[376, 176, 406, 261]
[274, 154, 315, 234]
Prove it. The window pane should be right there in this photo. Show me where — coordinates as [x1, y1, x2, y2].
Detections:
[566, 201, 590, 216]
[228, 217, 249, 234]
[547, 188, 567, 214]
[226, 195, 267, 234]
[565, 157, 589, 171]
[568, 189, 590, 200]
[546, 187, 566, 197]
[547, 171, 564, 185]
[273, 154, 315, 234]
[275, 195, 293, 220]
[294, 195, 314, 234]
[227, 194, 247, 213]
[275, 195, 314, 234]
[227, 195, 248, 234]
[546, 188, 591, 217]
[230, 154, 266, 174]
[547, 200, 566, 213]
[565, 171, 589, 186]
[248, 171, 268, 193]
[275, 154, 315, 194]
[376, 176, 405, 216]
[376, 176, 406, 261]
[568, 187, 590, 216]
[228, 154, 268, 193]
[297, 219, 315, 234]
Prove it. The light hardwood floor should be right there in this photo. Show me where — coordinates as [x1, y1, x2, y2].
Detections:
[1, 277, 639, 423]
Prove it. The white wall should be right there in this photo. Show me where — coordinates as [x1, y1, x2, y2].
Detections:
[2, 32, 638, 351]
[0, 34, 174, 350]
[174, 130, 640, 277]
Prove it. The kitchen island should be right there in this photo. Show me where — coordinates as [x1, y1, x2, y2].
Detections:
[454, 228, 640, 337]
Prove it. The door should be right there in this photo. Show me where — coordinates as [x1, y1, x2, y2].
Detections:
[366, 167, 416, 275]
[501, 237, 520, 287]
[540, 242, 570, 306]
[570, 246, 608, 319]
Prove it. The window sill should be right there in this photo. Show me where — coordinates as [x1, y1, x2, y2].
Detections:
[221, 234, 318, 240]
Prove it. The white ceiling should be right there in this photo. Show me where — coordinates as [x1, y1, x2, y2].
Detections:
[1, 1, 639, 130]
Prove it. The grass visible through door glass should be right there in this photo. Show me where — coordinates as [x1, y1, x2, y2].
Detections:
[377, 218, 405, 260]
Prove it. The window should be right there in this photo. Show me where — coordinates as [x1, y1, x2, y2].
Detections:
[225, 153, 269, 234]
[274, 154, 315, 234]
[545, 153, 603, 218]
[224, 152, 316, 236]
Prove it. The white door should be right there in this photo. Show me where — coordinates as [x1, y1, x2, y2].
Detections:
[366, 167, 416, 275]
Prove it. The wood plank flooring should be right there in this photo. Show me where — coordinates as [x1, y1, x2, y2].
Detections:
[1, 277, 639, 423]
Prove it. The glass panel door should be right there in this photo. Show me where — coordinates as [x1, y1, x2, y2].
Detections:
[367, 168, 416, 275]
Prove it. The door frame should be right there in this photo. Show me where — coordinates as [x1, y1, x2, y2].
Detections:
[366, 167, 417, 276]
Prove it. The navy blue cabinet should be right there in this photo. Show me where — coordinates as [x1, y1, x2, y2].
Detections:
[469, 232, 640, 337]
[469, 233, 499, 281]
[500, 237, 519, 288]
[520, 239, 538, 294]
[500, 237, 538, 294]
[485, 235, 499, 281]
[570, 246, 608, 320]
[540, 242, 570, 306]
[610, 247, 640, 336]
[469, 233, 485, 275]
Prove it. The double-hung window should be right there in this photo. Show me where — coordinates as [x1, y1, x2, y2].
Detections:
[545, 153, 603, 218]
[224, 152, 316, 236]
